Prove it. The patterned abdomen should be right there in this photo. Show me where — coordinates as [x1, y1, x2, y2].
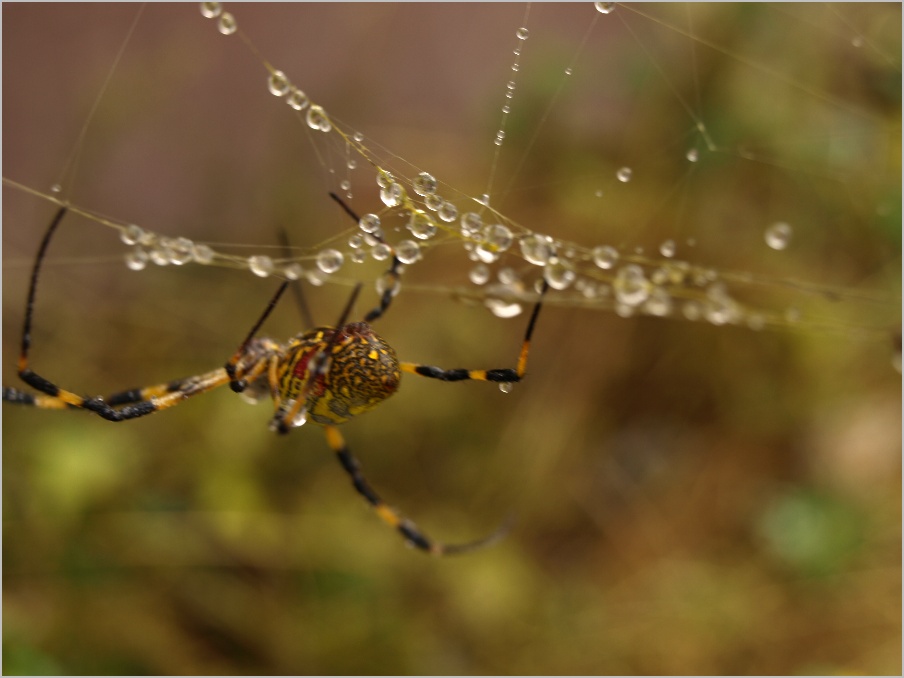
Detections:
[282, 321, 401, 425]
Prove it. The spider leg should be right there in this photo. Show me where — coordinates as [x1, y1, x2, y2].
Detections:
[4, 203, 282, 421]
[329, 192, 401, 324]
[401, 280, 548, 384]
[324, 425, 510, 556]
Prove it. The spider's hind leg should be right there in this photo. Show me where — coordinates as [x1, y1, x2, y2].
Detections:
[323, 425, 508, 556]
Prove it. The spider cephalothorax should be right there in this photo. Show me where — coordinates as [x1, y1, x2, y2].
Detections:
[280, 322, 401, 426]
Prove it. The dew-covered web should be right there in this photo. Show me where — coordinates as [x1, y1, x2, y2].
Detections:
[2, 7, 902, 674]
[3, 4, 899, 357]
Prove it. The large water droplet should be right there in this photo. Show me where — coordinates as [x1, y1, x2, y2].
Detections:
[380, 182, 405, 207]
[286, 87, 309, 111]
[217, 12, 237, 35]
[200, 2, 222, 18]
[516, 27, 529, 40]
[248, 255, 274, 277]
[594, 2, 616, 14]
[359, 213, 381, 234]
[192, 243, 215, 264]
[316, 249, 344, 273]
[616, 166, 632, 183]
[305, 105, 331, 132]
[543, 259, 576, 290]
[125, 247, 148, 271]
[483, 223, 513, 252]
[765, 222, 792, 250]
[460, 212, 482, 237]
[395, 240, 421, 264]
[659, 239, 676, 258]
[120, 223, 144, 246]
[469, 263, 490, 285]
[592, 245, 619, 269]
[413, 172, 438, 196]
[438, 201, 459, 223]
[268, 70, 291, 97]
[613, 264, 650, 306]
[408, 211, 437, 240]
[520, 233, 554, 266]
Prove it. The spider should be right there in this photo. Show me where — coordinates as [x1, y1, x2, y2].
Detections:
[3, 200, 547, 556]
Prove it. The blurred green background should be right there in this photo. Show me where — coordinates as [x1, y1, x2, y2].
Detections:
[3, 4, 900, 675]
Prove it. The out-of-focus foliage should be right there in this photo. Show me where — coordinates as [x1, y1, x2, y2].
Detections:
[3, 4, 900, 675]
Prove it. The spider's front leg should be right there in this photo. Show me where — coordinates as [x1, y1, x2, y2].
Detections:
[401, 280, 548, 386]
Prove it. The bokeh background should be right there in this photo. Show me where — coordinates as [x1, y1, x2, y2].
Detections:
[3, 3, 901, 675]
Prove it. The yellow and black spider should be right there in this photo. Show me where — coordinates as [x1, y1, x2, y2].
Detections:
[3, 202, 547, 556]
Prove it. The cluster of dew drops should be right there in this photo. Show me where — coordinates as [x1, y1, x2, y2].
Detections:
[117, 0, 797, 332]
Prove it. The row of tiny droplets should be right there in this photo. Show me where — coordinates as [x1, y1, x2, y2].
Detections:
[117, 2, 782, 330]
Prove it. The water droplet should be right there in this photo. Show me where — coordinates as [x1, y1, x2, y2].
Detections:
[659, 239, 676, 258]
[316, 248, 344, 273]
[643, 288, 672, 317]
[616, 166, 632, 183]
[506, 80, 516, 90]
[460, 212, 483, 237]
[564, 67, 573, 76]
[283, 262, 303, 280]
[543, 258, 576, 290]
[286, 87, 309, 111]
[50, 183, 62, 194]
[483, 223, 513, 252]
[248, 255, 275, 277]
[613, 264, 650, 306]
[686, 147, 699, 162]
[120, 223, 144, 246]
[498, 267, 519, 285]
[520, 233, 554, 266]
[267, 70, 291, 97]
[168, 237, 194, 265]
[200, 2, 222, 18]
[765, 222, 792, 250]
[358, 213, 381, 234]
[371, 243, 392, 261]
[479, 193, 491, 206]
[217, 11, 237, 35]
[125, 247, 148, 271]
[413, 172, 438, 196]
[592, 245, 619, 269]
[424, 193, 443, 211]
[474, 244, 501, 264]
[307, 106, 332, 132]
[594, 2, 616, 13]
[516, 27, 529, 40]
[705, 283, 738, 325]
[192, 243, 215, 264]
[395, 240, 421, 264]
[501, 105, 511, 114]
[498, 382, 514, 394]
[683, 300, 703, 321]
[379, 182, 405, 207]
[469, 263, 490, 285]
[438, 201, 458, 223]
[347, 234, 363, 248]
[852, 35, 864, 48]
[149, 244, 170, 267]
[408, 211, 437, 240]
[511, 64, 520, 72]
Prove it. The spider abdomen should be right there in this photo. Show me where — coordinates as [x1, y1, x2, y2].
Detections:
[282, 321, 401, 425]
